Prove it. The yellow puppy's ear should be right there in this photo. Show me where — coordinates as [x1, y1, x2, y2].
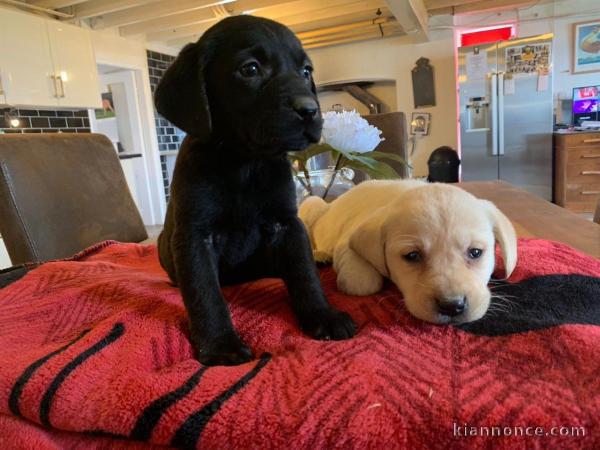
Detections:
[482, 200, 518, 277]
[348, 208, 389, 277]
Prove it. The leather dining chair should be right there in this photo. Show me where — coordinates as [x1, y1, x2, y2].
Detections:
[0, 133, 148, 266]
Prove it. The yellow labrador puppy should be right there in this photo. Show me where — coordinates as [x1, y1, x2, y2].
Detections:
[299, 180, 517, 324]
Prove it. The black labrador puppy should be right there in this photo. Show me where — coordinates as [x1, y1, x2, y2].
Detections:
[155, 16, 356, 366]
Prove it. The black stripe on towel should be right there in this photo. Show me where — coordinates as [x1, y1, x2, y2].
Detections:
[8, 329, 90, 418]
[39, 323, 125, 428]
[130, 366, 209, 441]
[171, 353, 271, 450]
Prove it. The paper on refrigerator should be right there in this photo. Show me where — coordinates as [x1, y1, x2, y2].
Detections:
[466, 51, 488, 81]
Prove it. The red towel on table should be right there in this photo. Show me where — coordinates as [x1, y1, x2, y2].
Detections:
[0, 239, 599, 449]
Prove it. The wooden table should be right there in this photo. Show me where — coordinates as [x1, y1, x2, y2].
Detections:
[458, 181, 600, 259]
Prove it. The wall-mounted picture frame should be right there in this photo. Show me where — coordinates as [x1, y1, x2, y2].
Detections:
[412, 57, 436, 108]
[573, 20, 600, 73]
[94, 92, 116, 120]
[410, 112, 431, 136]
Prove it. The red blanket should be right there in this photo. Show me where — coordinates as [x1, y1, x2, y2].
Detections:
[0, 239, 599, 449]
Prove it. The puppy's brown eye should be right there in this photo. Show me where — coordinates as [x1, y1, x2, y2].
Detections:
[302, 66, 313, 79]
[403, 251, 421, 263]
[240, 62, 260, 77]
[468, 248, 483, 259]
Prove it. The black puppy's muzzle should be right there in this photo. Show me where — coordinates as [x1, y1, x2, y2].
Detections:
[293, 96, 319, 123]
[246, 74, 322, 153]
[290, 94, 322, 145]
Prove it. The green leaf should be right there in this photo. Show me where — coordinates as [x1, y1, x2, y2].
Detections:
[343, 154, 380, 170]
[344, 159, 401, 179]
[365, 151, 410, 168]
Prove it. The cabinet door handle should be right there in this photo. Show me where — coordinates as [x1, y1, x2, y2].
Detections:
[583, 138, 600, 143]
[581, 191, 600, 195]
[581, 154, 600, 158]
[56, 76, 65, 98]
[581, 171, 600, 175]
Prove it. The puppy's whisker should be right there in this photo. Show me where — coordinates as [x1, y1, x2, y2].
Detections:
[492, 294, 518, 303]
[490, 295, 518, 312]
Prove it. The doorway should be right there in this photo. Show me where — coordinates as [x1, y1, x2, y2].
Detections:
[91, 64, 155, 225]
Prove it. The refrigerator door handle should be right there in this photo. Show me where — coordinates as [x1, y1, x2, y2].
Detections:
[498, 72, 505, 156]
[490, 73, 498, 156]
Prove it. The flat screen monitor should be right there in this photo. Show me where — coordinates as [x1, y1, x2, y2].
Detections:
[573, 86, 599, 124]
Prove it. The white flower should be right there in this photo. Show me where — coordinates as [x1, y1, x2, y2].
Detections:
[321, 110, 384, 154]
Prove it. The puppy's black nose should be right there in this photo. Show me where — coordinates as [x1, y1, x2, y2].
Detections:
[293, 97, 318, 121]
[436, 296, 466, 317]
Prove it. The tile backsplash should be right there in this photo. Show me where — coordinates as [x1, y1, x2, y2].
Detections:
[147, 50, 185, 203]
[0, 108, 91, 134]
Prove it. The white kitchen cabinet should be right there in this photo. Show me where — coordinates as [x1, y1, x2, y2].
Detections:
[46, 20, 101, 109]
[0, 8, 58, 108]
[0, 7, 101, 109]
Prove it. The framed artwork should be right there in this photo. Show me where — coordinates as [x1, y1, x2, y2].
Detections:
[573, 20, 600, 73]
[412, 57, 436, 108]
[410, 112, 431, 136]
[94, 92, 116, 120]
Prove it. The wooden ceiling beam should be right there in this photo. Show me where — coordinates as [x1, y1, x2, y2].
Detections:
[66, 0, 161, 19]
[429, 0, 536, 15]
[296, 17, 389, 40]
[301, 19, 397, 44]
[245, 0, 354, 21]
[290, 7, 393, 34]
[304, 24, 403, 49]
[28, 0, 89, 9]
[164, 25, 217, 47]
[269, 0, 386, 27]
[119, 0, 294, 36]
[423, 0, 482, 9]
[148, 0, 384, 42]
[165, 19, 402, 49]
[383, 0, 429, 41]
[119, 6, 215, 35]
[91, 0, 234, 28]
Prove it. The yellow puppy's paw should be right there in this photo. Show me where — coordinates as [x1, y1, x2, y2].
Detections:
[336, 270, 383, 296]
[313, 250, 332, 263]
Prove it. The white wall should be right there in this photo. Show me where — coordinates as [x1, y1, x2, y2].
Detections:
[308, 31, 457, 177]
[318, 82, 398, 114]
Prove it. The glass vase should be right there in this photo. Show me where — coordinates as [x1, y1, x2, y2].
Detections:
[295, 168, 355, 205]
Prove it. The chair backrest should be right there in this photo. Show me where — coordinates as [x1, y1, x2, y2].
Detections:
[358, 112, 409, 183]
[0, 133, 148, 265]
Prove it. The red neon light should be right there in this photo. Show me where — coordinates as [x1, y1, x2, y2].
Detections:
[460, 27, 513, 46]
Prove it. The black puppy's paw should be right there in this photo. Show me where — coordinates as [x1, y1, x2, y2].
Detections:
[298, 308, 356, 341]
[193, 334, 254, 366]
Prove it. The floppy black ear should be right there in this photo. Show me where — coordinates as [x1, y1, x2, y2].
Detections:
[154, 42, 211, 139]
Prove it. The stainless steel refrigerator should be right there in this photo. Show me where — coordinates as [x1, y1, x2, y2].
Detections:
[458, 34, 554, 200]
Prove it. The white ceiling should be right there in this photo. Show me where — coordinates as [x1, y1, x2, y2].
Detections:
[19, 0, 550, 50]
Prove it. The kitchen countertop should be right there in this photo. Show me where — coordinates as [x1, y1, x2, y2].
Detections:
[554, 128, 600, 135]
[458, 180, 599, 259]
[118, 153, 142, 160]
